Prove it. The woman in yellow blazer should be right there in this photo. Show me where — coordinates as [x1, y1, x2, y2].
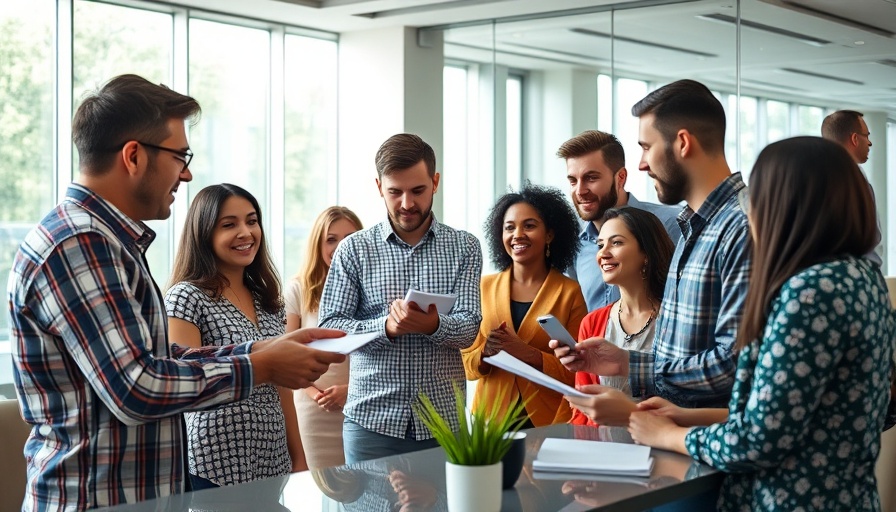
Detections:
[463, 183, 587, 427]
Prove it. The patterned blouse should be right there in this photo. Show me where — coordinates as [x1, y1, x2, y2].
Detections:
[686, 257, 896, 511]
[165, 282, 291, 486]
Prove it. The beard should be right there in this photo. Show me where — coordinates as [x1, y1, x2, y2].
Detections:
[134, 156, 173, 221]
[389, 203, 433, 235]
[574, 182, 618, 222]
[652, 145, 689, 205]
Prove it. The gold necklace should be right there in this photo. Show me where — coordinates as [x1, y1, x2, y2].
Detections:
[227, 285, 246, 309]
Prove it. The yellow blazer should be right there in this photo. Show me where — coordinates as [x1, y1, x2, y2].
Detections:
[462, 267, 587, 426]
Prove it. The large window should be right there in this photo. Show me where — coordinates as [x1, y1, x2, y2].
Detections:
[597, 74, 839, 198]
[443, 65, 471, 232]
[0, 1, 337, 358]
[766, 100, 789, 144]
[505, 74, 522, 192]
[0, 0, 54, 393]
[596, 75, 653, 203]
[796, 105, 825, 136]
[189, 20, 269, 197]
[74, 0, 176, 279]
[282, 34, 339, 276]
[442, 63, 491, 272]
[720, 91, 759, 177]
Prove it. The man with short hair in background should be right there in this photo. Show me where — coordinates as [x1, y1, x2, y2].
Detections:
[821, 109, 883, 267]
[319, 133, 483, 464]
[558, 130, 680, 311]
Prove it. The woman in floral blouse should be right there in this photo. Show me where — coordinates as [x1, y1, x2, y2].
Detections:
[627, 136, 896, 511]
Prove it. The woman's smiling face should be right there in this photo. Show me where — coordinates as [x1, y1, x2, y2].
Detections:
[596, 217, 646, 286]
[502, 201, 552, 267]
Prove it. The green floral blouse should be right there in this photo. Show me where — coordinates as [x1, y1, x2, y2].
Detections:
[686, 257, 896, 512]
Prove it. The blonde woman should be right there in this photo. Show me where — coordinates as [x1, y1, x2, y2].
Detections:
[285, 206, 363, 469]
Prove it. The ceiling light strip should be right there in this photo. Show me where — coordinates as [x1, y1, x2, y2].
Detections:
[571, 27, 717, 58]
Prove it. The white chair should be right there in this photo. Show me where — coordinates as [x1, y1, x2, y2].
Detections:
[0, 399, 30, 512]
[878, 277, 896, 512]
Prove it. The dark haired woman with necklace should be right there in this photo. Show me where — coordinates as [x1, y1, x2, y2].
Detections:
[569, 207, 674, 426]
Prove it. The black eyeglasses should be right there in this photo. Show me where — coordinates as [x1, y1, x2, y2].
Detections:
[137, 141, 194, 172]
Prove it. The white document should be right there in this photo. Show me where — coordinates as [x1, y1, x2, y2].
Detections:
[305, 332, 377, 354]
[533, 438, 655, 477]
[483, 351, 590, 398]
[532, 471, 652, 486]
[403, 289, 457, 314]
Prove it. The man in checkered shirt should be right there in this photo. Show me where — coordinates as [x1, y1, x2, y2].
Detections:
[319, 133, 483, 464]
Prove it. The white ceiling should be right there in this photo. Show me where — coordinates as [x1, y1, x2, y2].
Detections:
[177, 0, 896, 116]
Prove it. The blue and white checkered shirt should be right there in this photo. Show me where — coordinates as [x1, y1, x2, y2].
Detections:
[318, 216, 482, 439]
[629, 173, 751, 408]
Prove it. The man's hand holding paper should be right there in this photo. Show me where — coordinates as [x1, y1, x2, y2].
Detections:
[386, 299, 439, 338]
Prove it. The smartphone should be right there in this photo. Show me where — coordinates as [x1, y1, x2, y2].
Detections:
[537, 314, 577, 349]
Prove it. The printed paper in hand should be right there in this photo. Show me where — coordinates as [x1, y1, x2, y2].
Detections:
[306, 332, 378, 354]
[403, 289, 457, 314]
[533, 438, 655, 477]
[483, 351, 589, 398]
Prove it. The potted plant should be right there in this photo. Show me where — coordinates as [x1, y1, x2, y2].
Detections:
[415, 383, 528, 512]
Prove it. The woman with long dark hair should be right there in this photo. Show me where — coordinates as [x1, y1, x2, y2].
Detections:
[165, 183, 301, 488]
[626, 137, 895, 511]
[569, 207, 674, 426]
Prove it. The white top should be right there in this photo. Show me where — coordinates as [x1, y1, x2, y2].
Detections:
[284, 278, 320, 328]
[602, 305, 656, 396]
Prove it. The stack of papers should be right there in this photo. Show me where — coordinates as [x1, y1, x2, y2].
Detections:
[482, 351, 589, 398]
[532, 438, 654, 477]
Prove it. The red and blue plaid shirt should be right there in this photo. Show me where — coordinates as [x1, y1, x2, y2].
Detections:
[8, 184, 255, 511]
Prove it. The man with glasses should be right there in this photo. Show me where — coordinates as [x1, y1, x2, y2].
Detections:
[8, 74, 346, 510]
[822, 109, 882, 267]
[822, 109, 873, 165]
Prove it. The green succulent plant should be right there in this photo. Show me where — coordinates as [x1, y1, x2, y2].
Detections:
[414, 382, 529, 466]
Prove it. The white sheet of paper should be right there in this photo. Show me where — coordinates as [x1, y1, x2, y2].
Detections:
[305, 332, 378, 354]
[532, 471, 652, 486]
[483, 351, 589, 398]
[403, 289, 457, 314]
[533, 438, 654, 477]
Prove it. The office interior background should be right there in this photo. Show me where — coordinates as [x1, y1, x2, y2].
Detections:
[1, 0, 895, 398]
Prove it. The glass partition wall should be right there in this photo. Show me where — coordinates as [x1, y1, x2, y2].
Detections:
[430, 0, 896, 272]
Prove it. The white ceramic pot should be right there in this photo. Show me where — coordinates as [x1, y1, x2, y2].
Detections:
[445, 460, 502, 512]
